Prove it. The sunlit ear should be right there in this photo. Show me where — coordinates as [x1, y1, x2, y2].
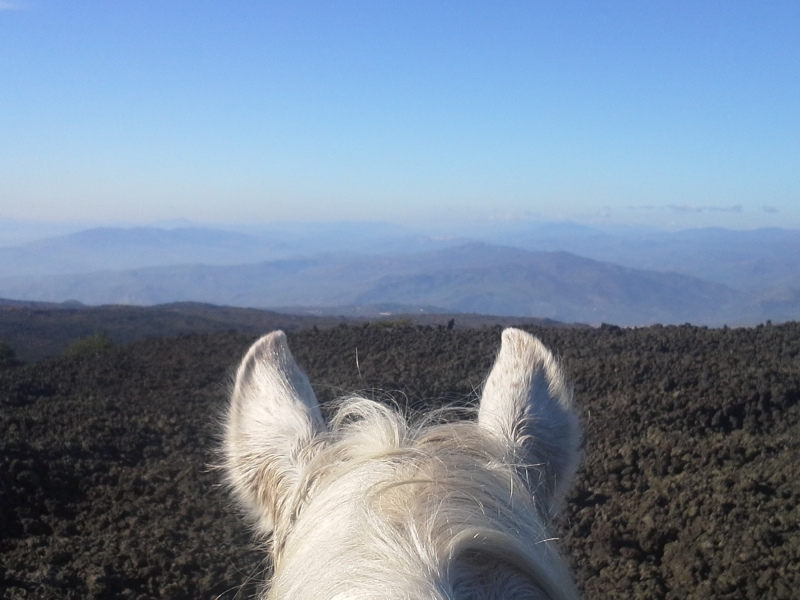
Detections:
[478, 328, 581, 514]
[224, 330, 326, 536]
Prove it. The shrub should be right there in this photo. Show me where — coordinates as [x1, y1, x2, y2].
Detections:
[0, 340, 17, 368]
[63, 332, 115, 358]
[371, 318, 414, 329]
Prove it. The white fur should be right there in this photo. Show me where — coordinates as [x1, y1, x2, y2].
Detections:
[224, 328, 582, 600]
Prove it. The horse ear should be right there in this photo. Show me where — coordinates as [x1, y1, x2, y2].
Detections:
[478, 328, 581, 514]
[224, 330, 326, 536]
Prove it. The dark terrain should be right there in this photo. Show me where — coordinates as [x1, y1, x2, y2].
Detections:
[0, 299, 567, 363]
[1, 322, 798, 599]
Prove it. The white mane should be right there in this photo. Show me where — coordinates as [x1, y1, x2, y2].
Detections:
[224, 328, 582, 599]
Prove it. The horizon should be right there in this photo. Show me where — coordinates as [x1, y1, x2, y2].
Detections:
[2, 215, 800, 249]
[4, 213, 800, 248]
[1, 2, 799, 230]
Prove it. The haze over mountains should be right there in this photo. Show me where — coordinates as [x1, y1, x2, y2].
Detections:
[1, 221, 798, 326]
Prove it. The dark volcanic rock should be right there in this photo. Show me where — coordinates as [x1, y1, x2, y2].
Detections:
[1, 323, 799, 599]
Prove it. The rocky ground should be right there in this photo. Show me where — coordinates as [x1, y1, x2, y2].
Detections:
[1, 322, 798, 599]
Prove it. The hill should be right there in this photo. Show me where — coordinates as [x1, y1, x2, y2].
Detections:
[0, 299, 570, 363]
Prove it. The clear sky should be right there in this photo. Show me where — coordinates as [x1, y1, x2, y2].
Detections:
[1, 1, 799, 229]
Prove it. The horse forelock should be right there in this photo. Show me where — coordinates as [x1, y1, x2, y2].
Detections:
[266, 396, 578, 600]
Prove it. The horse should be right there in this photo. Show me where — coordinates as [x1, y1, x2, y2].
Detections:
[223, 327, 582, 599]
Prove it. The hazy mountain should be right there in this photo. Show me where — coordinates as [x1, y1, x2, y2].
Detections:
[0, 223, 459, 277]
[6, 221, 800, 293]
[464, 224, 800, 291]
[353, 245, 740, 325]
[0, 242, 786, 326]
[2, 221, 799, 325]
[0, 218, 99, 248]
[0, 227, 283, 277]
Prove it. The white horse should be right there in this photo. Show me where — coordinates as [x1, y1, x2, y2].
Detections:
[224, 328, 582, 600]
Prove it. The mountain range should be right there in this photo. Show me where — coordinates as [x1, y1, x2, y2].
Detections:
[1, 222, 798, 326]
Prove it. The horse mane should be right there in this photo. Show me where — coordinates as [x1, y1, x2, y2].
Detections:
[267, 397, 578, 600]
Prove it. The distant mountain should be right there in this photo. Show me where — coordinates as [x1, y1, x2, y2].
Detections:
[353, 245, 740, 325]
[0, 223, 459, 278]
[0, 218, 95, 247]
[0, 227, 283, 277]
[467, 225, 800, 292]
[2, 222, 800, 326]
[6, 221, 800, 293]
[0, 242, 787, 326]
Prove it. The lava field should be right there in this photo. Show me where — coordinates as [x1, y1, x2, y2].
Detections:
[1, 322, 798, 599]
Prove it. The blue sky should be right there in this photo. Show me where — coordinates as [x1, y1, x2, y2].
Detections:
[1, 1, 798, 229]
